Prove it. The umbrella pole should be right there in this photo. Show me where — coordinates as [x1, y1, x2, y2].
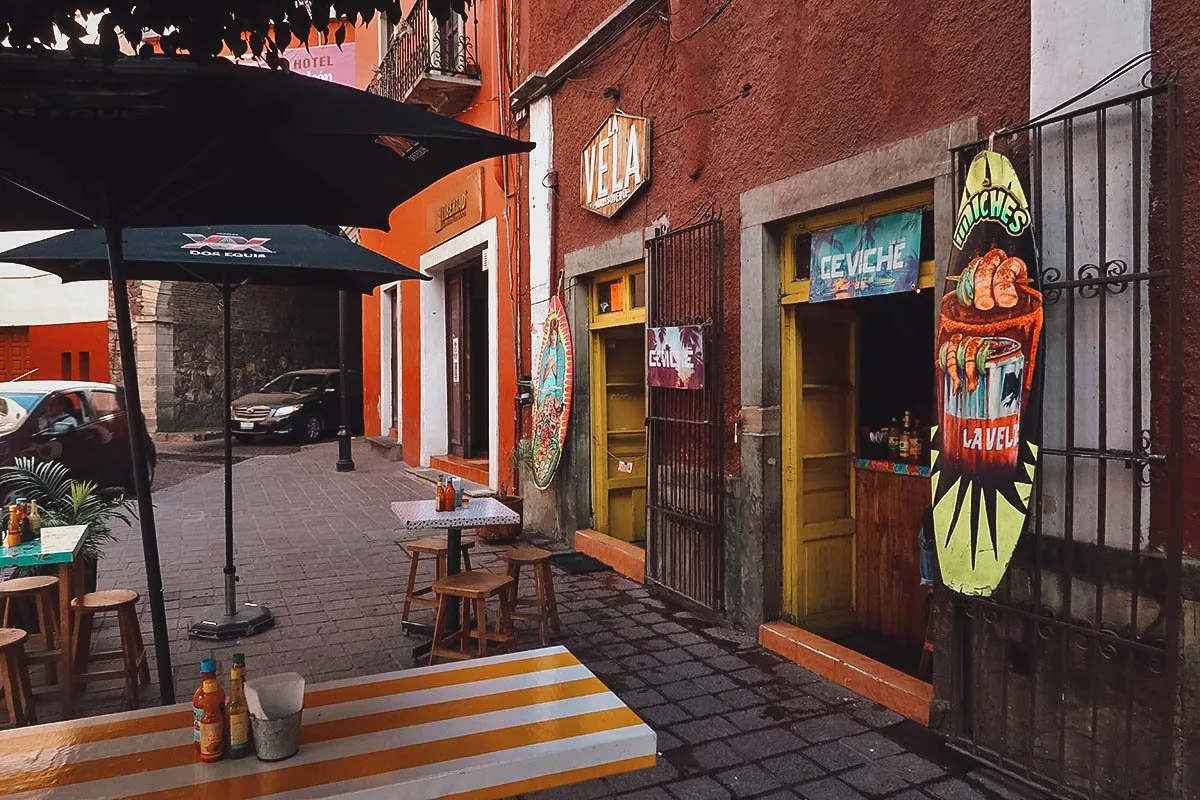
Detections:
[187, 272, 274, 641]
[222, 274, 236, 616]
[336, 290, 355, 472]
[105, 223, 176, 705]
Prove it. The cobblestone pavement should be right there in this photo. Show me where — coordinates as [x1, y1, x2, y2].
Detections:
[48, 441, 1039, 800]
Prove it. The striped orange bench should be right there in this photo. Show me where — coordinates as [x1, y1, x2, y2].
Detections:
[0, 646, 656, 799]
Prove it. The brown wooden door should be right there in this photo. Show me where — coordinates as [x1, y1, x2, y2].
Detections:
[0, 328, 31, 381]
[445, 271, 470, 457]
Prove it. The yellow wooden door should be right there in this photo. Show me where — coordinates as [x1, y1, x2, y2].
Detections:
[783, 305, 857, 632]
[591, 326, 647, 543]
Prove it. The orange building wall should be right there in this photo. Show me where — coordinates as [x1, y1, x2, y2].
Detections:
[357, 5, 522, 484]
[28, 321, 110, 382]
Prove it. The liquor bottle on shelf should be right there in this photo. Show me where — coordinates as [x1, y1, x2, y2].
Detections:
[909, 419, 924, 464]
[887, 418, 901, 461]
[898, 412, 911, 462]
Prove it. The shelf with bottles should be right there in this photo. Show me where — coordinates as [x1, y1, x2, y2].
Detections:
[859, 408, 930, 470]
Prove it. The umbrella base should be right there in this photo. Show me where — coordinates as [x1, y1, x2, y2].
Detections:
[187, 602, 275, 640]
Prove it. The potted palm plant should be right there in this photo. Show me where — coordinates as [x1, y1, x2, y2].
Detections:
[478, 439, 534, 544]
[0, 458, 134, 593]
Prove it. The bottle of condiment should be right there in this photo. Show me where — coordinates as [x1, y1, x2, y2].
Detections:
[194, 659, 217, 751]
[6, 504, 21, 549]
[456, 478, 464, 509]
[227, 653, 251, 759]
[887, 418, 901, 461]
[435, 475, 446, 511]
[909, 419, 924, 464]
[27, 500, 41, 538]
[445, 478, 457, 511]
[198, 678, 227, 763]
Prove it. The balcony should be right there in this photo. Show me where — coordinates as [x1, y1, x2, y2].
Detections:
[369, 0, 481, 116]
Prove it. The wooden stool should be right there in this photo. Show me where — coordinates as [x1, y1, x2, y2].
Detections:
[0, 629, 36, 728]
[0, 576, 59, 684]
[401, 537, 475, 624]
[429, 572, 515, 664]
[71, 590, 150, 709]
[502, 547, 561, 646]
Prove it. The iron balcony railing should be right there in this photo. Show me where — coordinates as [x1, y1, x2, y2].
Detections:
[369, 0, 480, 110]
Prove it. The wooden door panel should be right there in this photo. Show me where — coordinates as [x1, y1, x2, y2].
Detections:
[785, 306, 857, 633]
[593, 327, 647, 543]
[445, 273, 466, 456]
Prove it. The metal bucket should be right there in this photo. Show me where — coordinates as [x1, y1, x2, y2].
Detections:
[250, 709, 303, 762]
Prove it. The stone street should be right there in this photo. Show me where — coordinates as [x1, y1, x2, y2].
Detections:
[62, 441, 1040, 800]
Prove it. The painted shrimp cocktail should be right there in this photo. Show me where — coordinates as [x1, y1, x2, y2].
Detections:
[936, 247, 1042, 475]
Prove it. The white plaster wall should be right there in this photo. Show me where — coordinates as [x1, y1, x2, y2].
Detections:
[528, 97, 555, 373]
[0, 230, 108, 326]
[419, 218, 500, 488]
[378, 284, 402, 439]
[1031, 0, 1151, 550]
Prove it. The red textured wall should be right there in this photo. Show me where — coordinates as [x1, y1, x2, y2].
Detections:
[524, 0, 1031, 470]
[1152, 2, 1200, 555]
[28, 321, 109, 382]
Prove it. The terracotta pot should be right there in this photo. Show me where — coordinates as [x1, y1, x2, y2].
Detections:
[478, 496, 523, 543]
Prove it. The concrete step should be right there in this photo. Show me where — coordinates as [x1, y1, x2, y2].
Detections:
[407, 466, 493, 498]
[366, 436, 404, 462]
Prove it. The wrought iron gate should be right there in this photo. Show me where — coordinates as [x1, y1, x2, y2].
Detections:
[946, 82, 1182, 799]
[646, 218, 725, 612]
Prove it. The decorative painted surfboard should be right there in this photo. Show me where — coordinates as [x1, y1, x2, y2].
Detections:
[532, 296, 574, 490]
[931, 150, 1044, 597]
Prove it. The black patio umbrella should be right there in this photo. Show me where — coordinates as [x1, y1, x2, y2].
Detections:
[0, 50, 532, 705]
[0, 226, 428, 640]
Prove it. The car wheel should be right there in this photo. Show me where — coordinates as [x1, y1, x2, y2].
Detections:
[234, 434, 254, 445]
[301, 415, 322, 443]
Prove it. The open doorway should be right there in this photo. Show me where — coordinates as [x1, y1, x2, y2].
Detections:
[445, 257, 489, 460]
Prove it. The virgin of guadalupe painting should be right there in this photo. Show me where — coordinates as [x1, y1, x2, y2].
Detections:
[531, 296, 574, 490]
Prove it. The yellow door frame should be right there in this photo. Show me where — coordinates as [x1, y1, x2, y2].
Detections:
[588, 263, 646, 534]
[780, 189, 934, 626]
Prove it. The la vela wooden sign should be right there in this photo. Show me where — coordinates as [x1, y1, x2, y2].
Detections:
[580, 112, 650, 218]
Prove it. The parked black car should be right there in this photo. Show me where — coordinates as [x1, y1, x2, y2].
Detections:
[0, 380, 157, 494]
[230, 369, 358, 444]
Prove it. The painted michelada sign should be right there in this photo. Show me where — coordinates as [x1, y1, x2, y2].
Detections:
[931, 150, 1044, 597]
[580, 113, 650, 218]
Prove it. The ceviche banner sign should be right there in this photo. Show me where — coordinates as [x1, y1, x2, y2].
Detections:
[648, 326, 705, 390]
[808, 210, 922, 303]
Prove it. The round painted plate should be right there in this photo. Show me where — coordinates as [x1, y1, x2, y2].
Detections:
[532, 296, 573, 490]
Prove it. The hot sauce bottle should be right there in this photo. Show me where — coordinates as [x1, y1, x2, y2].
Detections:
[435, 475, 446, 511]
[445, 478, 457, 511]
[194, 659, 216, 752]
[198, 678, 227, 763]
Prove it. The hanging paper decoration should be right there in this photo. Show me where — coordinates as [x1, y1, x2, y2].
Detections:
[531, 296, 574, 490]
[931, 150, 1044, 597]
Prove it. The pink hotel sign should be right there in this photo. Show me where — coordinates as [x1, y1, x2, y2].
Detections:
[230, 43, 357, 87]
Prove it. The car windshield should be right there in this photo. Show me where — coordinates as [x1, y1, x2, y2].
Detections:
[0, 391, 47, 434]
[260, 373, 327, 394]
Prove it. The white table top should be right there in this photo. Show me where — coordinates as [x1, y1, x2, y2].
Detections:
[0, 646, 656, 799]
[390, 496, 520, 530]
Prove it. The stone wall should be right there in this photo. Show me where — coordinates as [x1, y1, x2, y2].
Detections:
[110, 280, 358, 432]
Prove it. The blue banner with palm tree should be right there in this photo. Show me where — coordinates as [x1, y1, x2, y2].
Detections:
[808, 210, 923, 303]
